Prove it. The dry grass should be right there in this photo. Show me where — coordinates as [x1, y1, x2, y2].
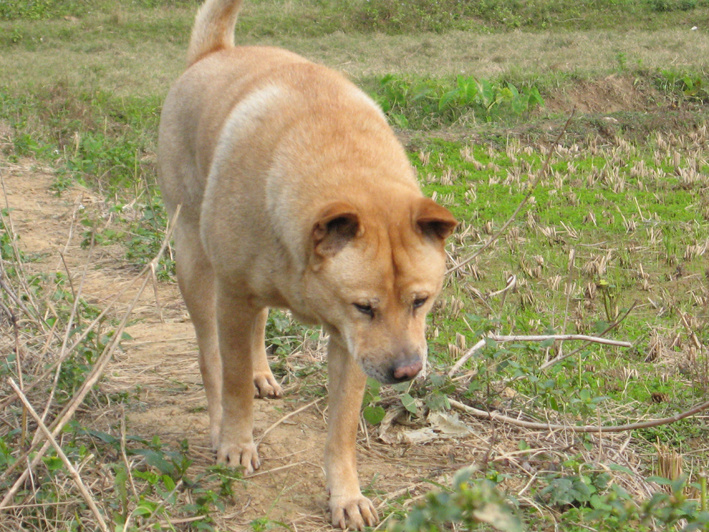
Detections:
[3, 9, 709, 99]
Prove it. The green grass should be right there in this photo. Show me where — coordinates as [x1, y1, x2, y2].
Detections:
[3, 0, 709, 34]
[1, 0, 709, 530]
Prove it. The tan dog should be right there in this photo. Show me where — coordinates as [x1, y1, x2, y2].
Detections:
[157, 0, 457, 528]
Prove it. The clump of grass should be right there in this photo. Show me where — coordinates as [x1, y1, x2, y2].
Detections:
[0, 83, 172, 271]
[368, 74, 544, 129]
[656, 70, 709, 103]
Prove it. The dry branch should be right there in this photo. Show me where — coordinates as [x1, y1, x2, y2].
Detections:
[448, 332, 632, 377]
[449, 298, 637, 378]
[8, 378, 110, 532]
[492, 334, 631, 347]
[449, 338, 487, 376]
[257, 397, 324, 444]
[450, 398, 709, 433]
[538, 301, 637, 371]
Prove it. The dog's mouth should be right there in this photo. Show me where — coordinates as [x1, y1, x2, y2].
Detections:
[360, 357, 423, 384]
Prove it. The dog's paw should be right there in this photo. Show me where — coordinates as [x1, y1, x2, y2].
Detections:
[254, 372, 283, 398]
[216, 441, 260, 474]
[330, 494, 378, 530]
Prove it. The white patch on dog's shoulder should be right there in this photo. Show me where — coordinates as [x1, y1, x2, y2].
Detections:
[347, 85, 386, 120]
[207, 84, 283, 185]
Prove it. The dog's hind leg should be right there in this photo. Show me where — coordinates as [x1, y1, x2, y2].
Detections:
[251, 309, 283, 398]
[174, 224, 222, 450]
[324, 335, 378, 530]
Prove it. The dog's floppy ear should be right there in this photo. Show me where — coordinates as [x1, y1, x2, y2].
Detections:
[312, 201, 361, 257]
[415, 197, 458, 240]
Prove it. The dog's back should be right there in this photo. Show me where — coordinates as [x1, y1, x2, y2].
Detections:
[158, 0, 424, 285]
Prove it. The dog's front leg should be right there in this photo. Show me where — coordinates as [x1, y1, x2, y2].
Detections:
[325, 336, 378, 530]
[215, 286, 260, 473]
[251, 308, 284, 399]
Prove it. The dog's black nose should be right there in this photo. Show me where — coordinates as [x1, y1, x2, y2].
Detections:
[389, 359, 423, 382]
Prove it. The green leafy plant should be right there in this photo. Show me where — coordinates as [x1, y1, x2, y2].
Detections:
[657, 70, 709, 102]
[539, 468, 611, 509]
[373, 74, 544, 129]
[363, 378, 387, 425]
[388, 467, 523, 532]
[561, 475, 709, 531]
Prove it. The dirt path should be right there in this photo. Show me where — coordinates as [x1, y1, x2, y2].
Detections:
[2, 159, 485, 530]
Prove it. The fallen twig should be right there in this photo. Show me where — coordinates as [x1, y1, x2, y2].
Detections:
[448, 333, 632, 377]
[488, 274, 517, 298]
[257, 396, 324, 444]
[491, 334, 631, 348]
[449, 300, 637, 378]
[448, 338, 487, 377]
[449, 398, 709, 433]
[8, 378, 110, 532]
[538, 301, 637, 371]
[5, 295, 28, 445]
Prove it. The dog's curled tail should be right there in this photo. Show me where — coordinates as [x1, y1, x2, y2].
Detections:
[187, 0, 243, 66]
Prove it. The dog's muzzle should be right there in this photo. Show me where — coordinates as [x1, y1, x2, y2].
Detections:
[390, 358, 422, 382]
[361, 356, 423, 384]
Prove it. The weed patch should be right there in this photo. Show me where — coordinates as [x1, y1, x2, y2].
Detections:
[657, 70, 709, 103]
[368, 74, 544, 129]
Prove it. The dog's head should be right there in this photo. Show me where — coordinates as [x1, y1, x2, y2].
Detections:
[305, 197, 457, 384]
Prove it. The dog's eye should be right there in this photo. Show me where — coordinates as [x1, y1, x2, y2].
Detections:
[412, 297, 428, 310]
[354, 303, 374, 317]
